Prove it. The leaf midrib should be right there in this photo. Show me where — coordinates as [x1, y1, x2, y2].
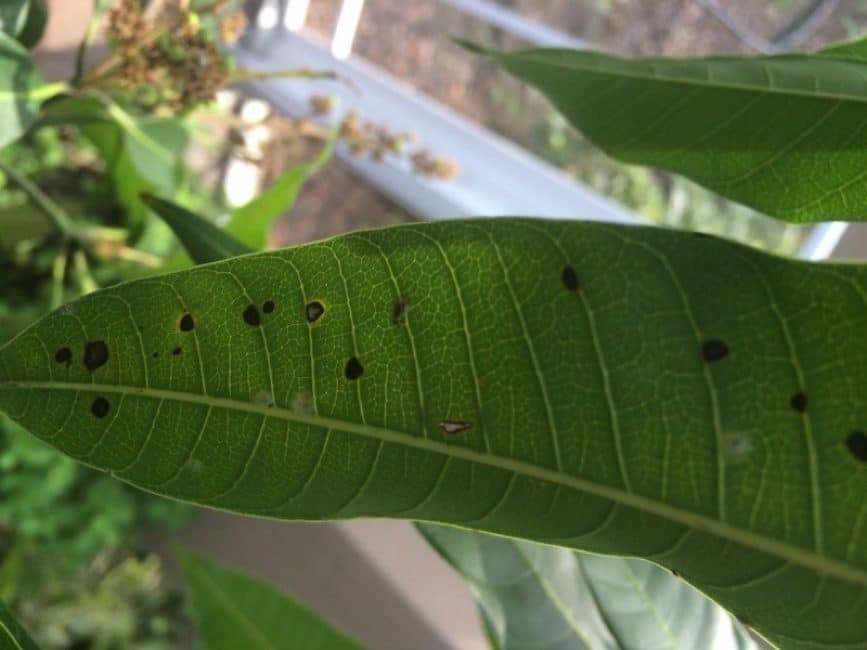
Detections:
[5, 378, 863, 586]
[505, 51, 867, 104]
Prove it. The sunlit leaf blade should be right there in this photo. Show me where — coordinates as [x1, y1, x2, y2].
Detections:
[0, 599, 38, 650]
[419, 524, 755, 650]
[473, 40, 867, 223]
[0, 32, 60, 150]
[177, 547, 362, 650]
[0, 0, 45, 49]
[1, 219, 867, 648]
[227, 141, 333, 250]
[141, 193, 252, 262]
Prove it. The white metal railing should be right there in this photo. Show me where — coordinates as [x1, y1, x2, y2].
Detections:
[240, 0, 847, 260]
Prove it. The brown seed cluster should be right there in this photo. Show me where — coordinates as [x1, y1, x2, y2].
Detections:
[102, 0, 246, 112]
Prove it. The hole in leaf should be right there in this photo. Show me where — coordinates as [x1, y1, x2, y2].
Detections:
[263, 300, 275, 314]
[790, 391, 807, 413]
[83, 341, 109, 371]
[846, 431, 867, 463]
[701, 339, 729, 363]
[561, 265, 579, 291]
[179, 313, 194, 332]
[91, 397, 110, 418]
[438, 420, 472, 435]
[243, 305, 261, 326]
[345, 356, 364, 380]
[55, 347, 72, 367]
[306, 301, 325, 323]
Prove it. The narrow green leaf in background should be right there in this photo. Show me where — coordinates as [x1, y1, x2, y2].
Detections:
[472, 37, 867, 223]
[2, 219, 867, 648]
[227, 141, 333, 250]
[141, 193, 253, 262]
[0, 32, 63, 150]
[0, 599, 38, 650]
[177, 547, 362, 650]
[420, 524, 755, 650]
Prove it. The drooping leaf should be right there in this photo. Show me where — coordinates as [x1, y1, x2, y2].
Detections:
[177, 547, 362, 650]
[0, 599, 39, 650]
[420, 524, 755, 649]
[141, 193, 252, 262]
[226, 141, 333, 250]
[471, 39, 867, 223]
[0, 32, 62, 150]
[2, 219, 867, 648]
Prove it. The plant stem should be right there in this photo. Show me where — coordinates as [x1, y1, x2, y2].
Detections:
[0, 160, 74, 235]
[227, 68, 342, 85]
[51, 249, 67, 309]
[73, 250, 98, 295]
[73, 1, 108, 84]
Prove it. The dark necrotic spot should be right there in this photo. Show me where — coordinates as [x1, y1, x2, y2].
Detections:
[561, 265, 579, 291]
[179, 313, 194, 332]
[172, 347, 182, 356]
[790, 391, 807, 413]
[345, 356, 364, 380]
[83, 340, 109, 371]
[263, 300, 275, 314]
[701, 339, 729, 363]
[91, 397, 110, 418]
[152, 351, 159, 359]
[846, 431, 867, 462]
[55, 347, 72, 367]
[306, 301, 325, 323]
[392, 296, 410, 324]
[243, 304, 261, 326]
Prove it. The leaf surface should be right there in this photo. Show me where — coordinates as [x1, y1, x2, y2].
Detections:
[0, 32, 59, 149]
[1, 219, 867, 648]
[475, 40, 867, 222]
[420, 524, 755, 650]
[177, 547, 362, 650]
[0, 599, 38, 650]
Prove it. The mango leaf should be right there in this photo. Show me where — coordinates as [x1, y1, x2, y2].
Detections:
[0, 32, 62, 150]
[141, 193, 253, 262]
[470, 39, 867, 223]
[0, 599, 38, 650]
[2, 219, 867, 648]
[177, 547, 362, 650]
[226, 142, 333, 250]
[0, 0, 46, 48]
[420, 524, 755, 649]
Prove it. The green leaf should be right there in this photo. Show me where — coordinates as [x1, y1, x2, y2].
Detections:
[142, 193, 253, 262]
[177, 547, 362, 650]
[420, 524, 755, 649]
[475, 41, 867, 223]
[226, 142, 333, 250]
[0, 32, 62, 150]
[0, 0, 46, 48]
[2, 219, 867, 648]
[0, 598, 39, 650]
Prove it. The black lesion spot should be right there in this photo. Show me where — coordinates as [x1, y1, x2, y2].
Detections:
[790, 391, 807, 413]
[438, 420, 472, 435]
[345, 356, 364, 380]
[152, 352, 159, 359]
[846, 431, 867, 463]
[701, 339, 729, 363]
[243, 304, 261, 326]
[392, 296, 410, 325]
[55, 347, 72, 367]
[172, 347, 183, 356]
[306, 301, 325, 323]
[91, 397, 110, 418]
[263, 300, 275, 314]
[83, 341, 109, 371]
[179, 313, 194, 332]
[561, 265, 579, 292]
